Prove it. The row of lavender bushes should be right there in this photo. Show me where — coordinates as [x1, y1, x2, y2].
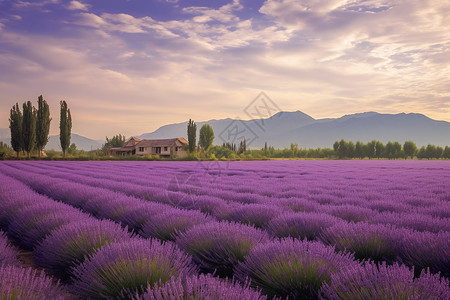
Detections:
[0, 172, 270, 299]
[1, 162, 449, 299]
[3, 162, 449, 277]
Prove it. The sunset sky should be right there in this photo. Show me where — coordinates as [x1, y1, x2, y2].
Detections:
[0, 0, 449, 139]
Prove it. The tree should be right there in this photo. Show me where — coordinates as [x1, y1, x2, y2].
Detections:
[36, 95, 52, 158]
[238, 139, 247, 155]
[375, 141, 385, 159]
[103, 134, 126, 151]
[385, 141, 395, 159]
[403, 141, 417, 159]
[9, 103, 23, 158]
[187, 119, 197, 153]
[366, 140, 377, 159]
[60, 100, 72, 158]
[290, 143, 298, 157]
[68, 143, 77, 155]
[22, 101, 37, 158]
[199, 124, 214, 150]
[443, 146, 450, 159]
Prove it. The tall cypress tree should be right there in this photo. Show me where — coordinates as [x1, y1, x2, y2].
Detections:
[59, 100, 72, 158]
[187, 119, 197, 153]
[22, 101, 37, 158]
[36, 95, 51, 158]
[9, 103, 23, 158]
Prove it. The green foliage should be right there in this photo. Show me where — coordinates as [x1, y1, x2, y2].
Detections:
[22, 101, 37, 158]
[199, 124, 214, 150]
[59, 100, 72, 158]
[36, 95, 51, 158]
[9, 103, 23, 158]
[0, 142, 14, 158]
[102, 134, 126, 152]
[403, 140, 417, 158]
[187, 119, 197, 152]
[68, 143, 78, 155]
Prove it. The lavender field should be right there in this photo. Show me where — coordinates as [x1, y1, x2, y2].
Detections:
[0, 160, 449, 299]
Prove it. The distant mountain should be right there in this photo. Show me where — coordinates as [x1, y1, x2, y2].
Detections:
[138, 111, 450, 149]
[45, 134, 103, 151]
[0, 128, 9, 139]
[0, 132, 103, 151]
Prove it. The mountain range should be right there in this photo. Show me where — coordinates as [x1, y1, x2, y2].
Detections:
[138, 111, 450, 149]
[1, 110, 450, 150]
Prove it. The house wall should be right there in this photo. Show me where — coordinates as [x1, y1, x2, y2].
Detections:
[134, 145, 187, 157]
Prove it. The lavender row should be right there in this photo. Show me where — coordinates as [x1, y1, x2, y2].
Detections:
[2, 163, 450, 277]
[0, 171, 271, 299]
[4, 162, 449, 235]
[6, 161, 450, 224]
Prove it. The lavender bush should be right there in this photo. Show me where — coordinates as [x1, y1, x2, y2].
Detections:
[137, 274, 269, 300]
[176, 221, 271, 276]
[0, 265, 66, 299]
[34, 219, 133, 279]
[140, 208, 213, 241]
[268, 211, 342, 240]
[71, 239, 198, 299]
[235, 238, 357, 299]
[320, 261, 450, 300]
[0, 231, 20, 267]
[320, 222, 403, 262]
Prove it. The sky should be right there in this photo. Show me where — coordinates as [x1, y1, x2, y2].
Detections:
[0, 0, 449, 140]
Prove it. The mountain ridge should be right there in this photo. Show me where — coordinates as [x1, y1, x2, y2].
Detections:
[1, 110, 449, 150]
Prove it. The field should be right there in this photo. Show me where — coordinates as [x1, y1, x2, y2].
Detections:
[0, 160, 449, 299]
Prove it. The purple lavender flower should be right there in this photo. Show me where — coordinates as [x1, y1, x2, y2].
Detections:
[228, 204, 284, 229]
[118, 202, 172, 232]
[0, 265, 66, 299]
[137, 273, 269, 300]
[7, 204, 89, 250]
[34, 219, 133, 279]
[176, 221, 271, 277]
[320, 222, 403, 262]
[140, 208, 213, 241]
[320, 261, 450, 300]
[71, 238, 198, 299]
[0, 231, 20, 267]
[268, 211, 342, 240]
[235, 238, 357, 299]
[399, 230, 450, 277]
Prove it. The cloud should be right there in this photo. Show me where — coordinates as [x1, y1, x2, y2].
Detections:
[67, 1, 89, 11]
[0, 0, 449, 138]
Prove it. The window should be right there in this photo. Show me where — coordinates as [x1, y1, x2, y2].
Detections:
[154, 147, 161, 154]
[164, 147, 168, 152]
[139, 147, 144, 152]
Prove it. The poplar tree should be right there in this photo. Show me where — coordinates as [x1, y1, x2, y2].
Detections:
[187, 119, 197, 153]
[60, 100, 72, 158]
[9, 103, 23, 158]
[22, 101, 37, 158]
[36, 95, 51, 158]
[199, 124, 214, 150]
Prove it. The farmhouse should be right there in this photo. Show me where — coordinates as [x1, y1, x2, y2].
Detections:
[110, 137, 188, 158]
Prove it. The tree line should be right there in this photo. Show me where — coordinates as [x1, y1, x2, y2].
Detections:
[333, 139, 450, 159]
[8, 96, 72, 158]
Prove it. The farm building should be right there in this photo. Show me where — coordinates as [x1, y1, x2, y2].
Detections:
[110, 137, 188, 158]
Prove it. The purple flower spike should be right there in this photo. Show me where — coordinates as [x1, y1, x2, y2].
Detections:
[320, 261, 450, 300]
[268, 211, 342, 240]
[34, 219, 133, 279]
[0, 231, 20, 267]
[140, 208, 213, 241]
[320, 222, 403, 262]
[7, 205, 89, 250]
[228, 204, 284, 229]
[176, 221, 271, 277]
[118, 202, 172, 232]
[71, 238, 198, 299]
[137, 273, 269, 300]
[235, 238, 357, 299]
[0, 265, 66, 299]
